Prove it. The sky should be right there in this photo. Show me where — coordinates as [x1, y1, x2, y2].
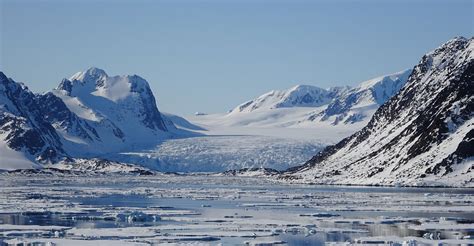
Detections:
[1, 0, 473, 115]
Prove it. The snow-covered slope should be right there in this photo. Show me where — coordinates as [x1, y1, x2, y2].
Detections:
[39, 67, 203, 158]
[207, 70, 410, 129]
[141, 69, 412, 173]
[161, 112, 207, 131]
[66, 68, 168, 132]
[230, 85, 334, 113]
[285, 37, 474, 187]
[311, 69, 412, 125]
[153, 109, 356, 172]
[107, 134, 325, 172]
[0, 72, 67, 169]
[0, 68, 191, 170]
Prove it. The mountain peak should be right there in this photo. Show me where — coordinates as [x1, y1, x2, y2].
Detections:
[435, 36, 471, 54]
[230, 84, 333, 113]
[289, 84, 326, 93]
[53, 68, 169, 136]
[444, 36, 468, 45]
[420, 37, 472, 71]
[70, 67, 108, 82]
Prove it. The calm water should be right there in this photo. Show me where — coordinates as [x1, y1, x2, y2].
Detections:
[0, 175, 473, 245]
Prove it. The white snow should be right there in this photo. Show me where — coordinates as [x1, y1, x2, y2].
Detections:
[289, 37, 474, 188]
[229, 84, 333, 113]
[91, 76, 132, 102]
[53, 91, 102, 122]
[187, 108, 359, 139]
[102, 105, 362, 172]
[47, 68, 181, 158]
[113, 135, 324, 172]
[220, 69, 412, 134]
[0, 134, 40, 170]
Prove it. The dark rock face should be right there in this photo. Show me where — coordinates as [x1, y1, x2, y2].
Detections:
[37, 92, 100, 142]
[237, 100, 254, 112]
[129, 76, 168, 131]
[57, 79, 73, 95]
[0, 72, 67, 163]
[287, 37, 474, 186]
[221, 167, 281, 176]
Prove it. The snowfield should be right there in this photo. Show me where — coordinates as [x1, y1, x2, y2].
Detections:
[0, 136, 40, 170]
[101, 110, 360, 172]
[110, 135, 325, 172]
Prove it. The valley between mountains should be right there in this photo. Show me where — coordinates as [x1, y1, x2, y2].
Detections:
[0, 37, 473, 187]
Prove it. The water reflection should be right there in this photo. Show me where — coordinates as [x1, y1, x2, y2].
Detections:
[0, 176, 473, 245]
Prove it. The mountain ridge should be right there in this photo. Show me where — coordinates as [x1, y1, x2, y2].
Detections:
[224, 69, 412, 127]
[230, 84, 334, 113]
[0, 72, 68, 168]
[0, 68, 191, 170]
[284, 36, 474, 187]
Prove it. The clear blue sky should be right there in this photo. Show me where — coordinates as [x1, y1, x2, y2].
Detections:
[1, 0, 473, 115]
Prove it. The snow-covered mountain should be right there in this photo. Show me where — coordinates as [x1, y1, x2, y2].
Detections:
[2, 37, 471, 179]
[0, 73, 67, 169]
[230, 85, 334, 113]
[51, 68, 171, 148]
[310, 69, 412, 125]
[218, 70, 411, 128]
[161, 112, 207, 131]
[171, 72, 412, 172]
[285, 37, 474, 187]
[32, 67, 183, 157]
[0, 68, 189, 170]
